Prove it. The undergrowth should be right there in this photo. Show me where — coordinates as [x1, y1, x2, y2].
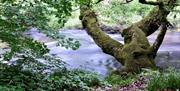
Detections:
[105, 73, 135, 89]
[147, 69, 180, 91]
[0, 54, 109, 91]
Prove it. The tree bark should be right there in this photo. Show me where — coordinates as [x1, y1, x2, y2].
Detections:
[79, 0, 177, 73]
[135, 0, 177, 36]
[79, 6, 125, 64]
[150, 23, 168, 58]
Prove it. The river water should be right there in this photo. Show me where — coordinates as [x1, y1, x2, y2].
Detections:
[26, 28, 180, 76]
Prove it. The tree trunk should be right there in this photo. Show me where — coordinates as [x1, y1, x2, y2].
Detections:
[79, 0, 177, 73]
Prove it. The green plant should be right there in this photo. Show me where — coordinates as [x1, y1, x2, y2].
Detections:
[105, 73, 135, 88]
[0, 0, 81, 60]
[147, 70, 180, 91]
[0, 58, 108, 91]
[44, 70, 109, 91]
[0, 62, 44, 91]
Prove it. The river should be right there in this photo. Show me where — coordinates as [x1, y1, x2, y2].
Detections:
[26, 28, 180, 76]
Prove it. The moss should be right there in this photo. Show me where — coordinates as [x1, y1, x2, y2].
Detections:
[135, 0, 177, 36]
[79, 0, 176, 73]
[80, 5, 124, 64]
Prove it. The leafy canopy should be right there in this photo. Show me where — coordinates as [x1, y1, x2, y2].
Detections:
[0, 0, 80, 60]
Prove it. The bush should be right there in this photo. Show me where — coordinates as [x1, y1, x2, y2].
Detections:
[0, 63, 44, 91]
[43, 70, 108, 91]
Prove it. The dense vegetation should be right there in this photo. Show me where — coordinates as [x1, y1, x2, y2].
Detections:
[0, 62, 108, 91]
[0, 0, 180, 91]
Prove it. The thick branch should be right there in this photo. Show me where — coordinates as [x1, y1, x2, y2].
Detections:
[124, 0, 177, 36]
[80, 5, 124, 59]
[150, 23, 167, 57]
[133, 6, 169, 36]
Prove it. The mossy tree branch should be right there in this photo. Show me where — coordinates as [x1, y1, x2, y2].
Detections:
[150, 22, 168, 58]
[124, 0, 176, 36]
[79, 5, 124, 64]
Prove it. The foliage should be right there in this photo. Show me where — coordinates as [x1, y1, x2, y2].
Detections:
[105, 73, 135, 88]
[168, 6, 180, 29]
[64, 0, 154, 28]
[94, 0, 153, 26]
[0, 44, 107, 91]
[0, 0, 81, 60]
[0, 1, 48, 30]
[0, 31, 49, 60]
[68, 0, 179, 28]
[0, 61, 108, 91]
[147, 69, 180, 91]
[43, 30, 80, 50]
[104, 69, 180, 90]
[41, 0, 72, 27]
[44, 70, 109, 91]
[0, 63, 44, 91]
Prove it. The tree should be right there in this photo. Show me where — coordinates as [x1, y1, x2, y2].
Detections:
[79, 0, 178, 73]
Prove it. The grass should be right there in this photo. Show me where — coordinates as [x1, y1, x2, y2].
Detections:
[104, 69, 180, 91]
[105, 73, 135, 88]
[147, 70, 180, 91]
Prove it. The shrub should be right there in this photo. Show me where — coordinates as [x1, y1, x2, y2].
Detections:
[0, 63, 44, 91]
[43, 70, 108, 91]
